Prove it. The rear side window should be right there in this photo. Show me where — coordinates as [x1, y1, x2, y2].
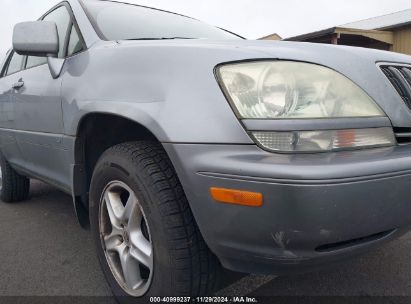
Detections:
[0, 53, 8, 77]
[6, 52, 24, 76]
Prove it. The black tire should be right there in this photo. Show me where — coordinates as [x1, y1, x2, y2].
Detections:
[89, 141, 219, 302]
[0, 154, 30, 203]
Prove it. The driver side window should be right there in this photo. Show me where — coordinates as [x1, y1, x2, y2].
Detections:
[5, 52, 24, 76]
[44, 6, 71, 58]
[26, 5, 84, 69]
[26, 56, 48, 70]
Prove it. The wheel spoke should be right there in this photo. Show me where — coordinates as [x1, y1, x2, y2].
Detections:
[104, 232, 122, 252]
[122, 193, 138, 223]
[104, 191, 124, 229]
[129, 230, 153, 268]
[118, 244, 143, 290]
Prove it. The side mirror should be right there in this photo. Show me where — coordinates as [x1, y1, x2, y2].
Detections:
[13, 21, 59, 57]
[13, 21, 64, 78]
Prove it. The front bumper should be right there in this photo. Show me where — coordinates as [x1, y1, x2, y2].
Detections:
[164, 143, 411, 274]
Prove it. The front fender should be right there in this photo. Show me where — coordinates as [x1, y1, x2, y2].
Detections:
[60, 42, 253, 144]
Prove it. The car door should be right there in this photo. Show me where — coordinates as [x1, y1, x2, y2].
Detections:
[0, 50, 26, 165]
[12, 4, 85, 191]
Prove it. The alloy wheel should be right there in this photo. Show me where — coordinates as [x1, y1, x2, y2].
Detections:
[99, 181, 153, 297]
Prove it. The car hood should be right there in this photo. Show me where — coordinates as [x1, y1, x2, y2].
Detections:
[117, 39, 411, 66]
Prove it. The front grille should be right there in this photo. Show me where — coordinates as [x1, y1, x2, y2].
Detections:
[380, 64, 411, 109]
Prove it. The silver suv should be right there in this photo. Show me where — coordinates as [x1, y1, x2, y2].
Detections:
[1, 0, 411, 301]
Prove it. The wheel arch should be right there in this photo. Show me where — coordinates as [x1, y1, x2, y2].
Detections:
[71, 112, 162, 227]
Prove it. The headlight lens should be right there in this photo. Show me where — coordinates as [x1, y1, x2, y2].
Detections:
[217, 61, 385, 119]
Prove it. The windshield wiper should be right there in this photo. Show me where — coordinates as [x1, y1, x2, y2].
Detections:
[124, 37, 197, 41]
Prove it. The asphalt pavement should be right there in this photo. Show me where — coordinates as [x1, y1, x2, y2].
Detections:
[0, 181, 410, 300]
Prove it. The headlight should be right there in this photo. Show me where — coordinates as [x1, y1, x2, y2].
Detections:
[252, 128, 396, 152]
[216, 61, 395, 152]
[216, 61, 385, 119]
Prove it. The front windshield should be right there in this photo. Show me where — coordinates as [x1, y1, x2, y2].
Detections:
[83, 0, 242, 41]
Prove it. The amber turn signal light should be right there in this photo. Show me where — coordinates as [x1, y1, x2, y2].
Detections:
[210, 187, 263, 207]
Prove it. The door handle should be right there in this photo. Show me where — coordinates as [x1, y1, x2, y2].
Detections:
[12, 80, 24, 90]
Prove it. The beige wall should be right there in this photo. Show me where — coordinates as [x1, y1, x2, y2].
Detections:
[393, 26, 411, 55]
[259, 34, 282, 41]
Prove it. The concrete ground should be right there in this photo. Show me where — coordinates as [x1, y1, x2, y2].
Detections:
[0, 181, 410, 301]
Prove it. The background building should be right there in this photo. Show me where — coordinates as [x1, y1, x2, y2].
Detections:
[259, 33, 282, 41]
[262, 9, 411, 55]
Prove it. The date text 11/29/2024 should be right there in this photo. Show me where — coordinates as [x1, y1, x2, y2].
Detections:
[150, 297, 258, 303]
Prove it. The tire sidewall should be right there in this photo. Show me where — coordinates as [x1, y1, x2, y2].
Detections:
[0, 153, 29, 203]
[90, 153, 174, 302]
